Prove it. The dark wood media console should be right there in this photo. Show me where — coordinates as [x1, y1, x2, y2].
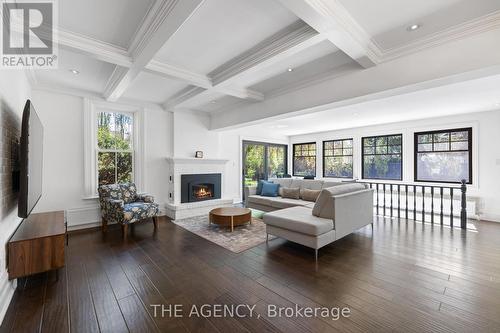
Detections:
[7, 211, 66, 280]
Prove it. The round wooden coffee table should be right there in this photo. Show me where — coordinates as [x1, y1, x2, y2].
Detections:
[209, 207, 252, 232]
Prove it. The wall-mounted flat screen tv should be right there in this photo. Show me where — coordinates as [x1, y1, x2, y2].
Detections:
[18, 100, 44, 218]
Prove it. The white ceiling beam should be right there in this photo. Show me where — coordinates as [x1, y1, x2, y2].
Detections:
[275, 0, 381, 68]
[103, 0, 205, 101]
[167, 20, 324, 108]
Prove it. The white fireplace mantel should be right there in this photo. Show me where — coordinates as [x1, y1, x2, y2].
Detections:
[165, 156, 233, 219]
[166, 157, 230, 165]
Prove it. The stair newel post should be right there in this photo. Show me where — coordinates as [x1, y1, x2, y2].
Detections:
[460, 179, 467, 229]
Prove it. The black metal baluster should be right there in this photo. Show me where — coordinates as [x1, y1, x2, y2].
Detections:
[431, 187, 434, 224]
[450, 188, 454, 228]
[421, 186, 425, 222]
[383, 184, 386, 217]
[413, 185, 417, 220]
[460, 180, 467, 229]
[405, 185, 408, 219]
[440, 187, 444, 225]
[376, 183, 379, 215]
[390, 184, 393, 218]
[397, 185, 401, 218]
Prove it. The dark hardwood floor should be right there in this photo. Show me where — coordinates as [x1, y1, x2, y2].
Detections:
[2, 215, 500, 333]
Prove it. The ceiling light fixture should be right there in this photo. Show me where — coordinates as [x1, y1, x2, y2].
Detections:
[407, 24, 421, 31]
[287, 68, 293, 72]
[69, 69, 80, 75]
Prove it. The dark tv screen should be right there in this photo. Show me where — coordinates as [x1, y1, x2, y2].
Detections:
[18, 100, 43, 218]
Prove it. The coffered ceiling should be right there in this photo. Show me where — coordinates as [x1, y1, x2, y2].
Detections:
[28, 0, 500, 124]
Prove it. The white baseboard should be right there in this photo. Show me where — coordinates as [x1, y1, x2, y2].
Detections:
[0, 271, 16, 326]
[478, 212, 500, 223]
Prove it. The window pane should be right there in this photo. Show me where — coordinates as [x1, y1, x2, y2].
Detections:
[343, 148, 352, 156]
[388, 145, 401, 154]
[363, 154, 402, 180]
[364, 138, 375, 146]
[434, 142, 449, 151]
[117, 152, 133, 183]
[97, 112, 133, 150]
[418, 134, 432, 143]
[114, 113, 133, 150]
[451, 131, 468, 141]
[417, 152, 469, 182]
[97, 113, 118, 149]
[98, 152, 116, 185]
[418, 143, 432, 152]
[334, 149, 343, 156]
[376, 146, 387, 154]
[434, 133, 449, 143]
[388, 135, 401, 145]
[343, 139, 352, 148]
[294, 157, 316, 176]
[333, 141, 342, 149]
[244, 144, 265, 185]
[324, 141, 334, 150]
[324, 156, 353, 178]
[268, 146, 287, 178]
[364, 147, 375, 154]
[376, 137, 387, 146]
[451, 141, 468, 151]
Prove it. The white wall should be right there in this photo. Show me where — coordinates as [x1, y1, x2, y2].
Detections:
[0, 70, 31, 323]
[31, 90, 171, 228]
[172, 111, 220, 158]
[290, 110, 500, 222]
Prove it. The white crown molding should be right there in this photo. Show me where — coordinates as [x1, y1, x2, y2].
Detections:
[378, 10, 500, 62]
[145, 60, 212, 88]
[127, 0, 180, 57]
[163, 86, 206, 110]
[57, 29, 132, 67]
[210, 21, 321, 85]
[275, 0, 381, 68]
[33, 83, 164, 111]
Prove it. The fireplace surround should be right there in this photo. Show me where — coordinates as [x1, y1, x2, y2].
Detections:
[181, 173, 221, 203]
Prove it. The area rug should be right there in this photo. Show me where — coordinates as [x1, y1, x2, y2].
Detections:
[172, 215, 274, 253]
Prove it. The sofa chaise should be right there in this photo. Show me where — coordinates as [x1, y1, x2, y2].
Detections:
[244, 179, 374, 260]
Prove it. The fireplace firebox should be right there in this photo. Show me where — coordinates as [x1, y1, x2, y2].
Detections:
[181, 173, 221, 203]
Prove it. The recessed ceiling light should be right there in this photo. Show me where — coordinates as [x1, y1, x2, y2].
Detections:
[210, 100, 217, 104]
[69, 69, 80, 75]
[495, 102, 500, 107]
[287, 68, 293, 72]
[353, 112, 359, 117]
[407, 24, 421, 32]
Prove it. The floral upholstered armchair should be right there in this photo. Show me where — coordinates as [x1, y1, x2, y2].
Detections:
[98, 183, 160, 239]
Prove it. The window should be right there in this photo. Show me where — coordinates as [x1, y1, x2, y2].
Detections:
[96, 112, 134, 185]
[293, 142, 316, 176]
[362, 134, 402, 180]
[415, 128, 472, 184]
[323, 139, 353, 178]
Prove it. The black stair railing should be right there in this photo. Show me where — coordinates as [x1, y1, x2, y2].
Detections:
[364, 179, 467, 229]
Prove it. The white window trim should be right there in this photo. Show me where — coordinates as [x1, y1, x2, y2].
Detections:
[83, 99, 145, 198]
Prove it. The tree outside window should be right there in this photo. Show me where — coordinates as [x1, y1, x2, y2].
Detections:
[97, 112, 134, 185]
[362, 134, 402, 180]
[293, 142, 316, 176]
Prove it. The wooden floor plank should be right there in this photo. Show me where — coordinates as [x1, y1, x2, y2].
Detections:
[2, 216, 500, 333]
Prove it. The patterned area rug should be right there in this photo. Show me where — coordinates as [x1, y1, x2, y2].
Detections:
[172, 215, 274, 253]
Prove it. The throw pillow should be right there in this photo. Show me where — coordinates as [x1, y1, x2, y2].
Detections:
[261, 182, 280, 197]
[300, 188, 321, 202]
[281, 187, 300, 199]
[256, 180, 272, 195]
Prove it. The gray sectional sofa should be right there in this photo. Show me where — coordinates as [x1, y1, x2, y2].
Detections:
[244, 178, 374, 260]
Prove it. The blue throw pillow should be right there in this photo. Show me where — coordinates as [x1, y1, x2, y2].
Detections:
[256, 180, 272, 195]
[261, 182, 280, 197]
